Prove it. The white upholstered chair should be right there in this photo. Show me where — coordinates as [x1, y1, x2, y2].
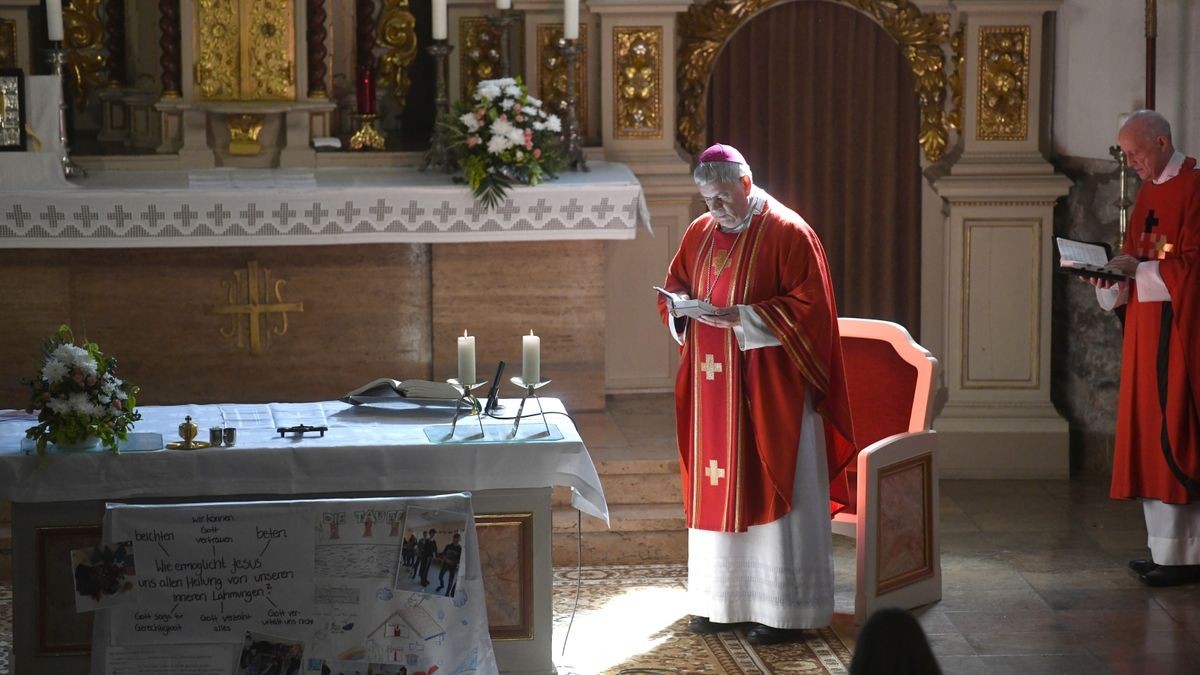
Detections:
[833, 317, 941, 623]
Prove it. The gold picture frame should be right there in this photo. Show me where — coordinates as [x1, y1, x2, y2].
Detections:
[0, 68, 26, 151]
[475, 512, 534, 640]
[36, 525, 102, 655]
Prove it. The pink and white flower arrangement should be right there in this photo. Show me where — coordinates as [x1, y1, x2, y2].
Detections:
[25, 325, 140, 461]
[443, 77, 565, 210]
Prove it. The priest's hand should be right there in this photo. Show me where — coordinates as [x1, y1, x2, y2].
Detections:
[698, 306, 740, 328]
[669, 293, 691, 318]
[1106, 254, 1140, 277]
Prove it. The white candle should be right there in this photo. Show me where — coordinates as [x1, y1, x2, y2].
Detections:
[522, 330, 541, 384]
[46, 0, 64, 42]
[497, 0, 512, 9]
[457, 330, 476, 385]
[432, 0, 448, 40]
[563, 0, 579, 40]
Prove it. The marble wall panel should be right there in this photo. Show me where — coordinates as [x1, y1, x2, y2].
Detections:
[0, 245, 432, 408]
[431, 241, 605, 411]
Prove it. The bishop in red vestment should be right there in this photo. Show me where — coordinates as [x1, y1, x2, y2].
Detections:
[1091, 111, 1200, 587]
[658, 144, 856, 643]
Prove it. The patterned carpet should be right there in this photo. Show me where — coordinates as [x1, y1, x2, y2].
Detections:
[553, 564, 854, 674]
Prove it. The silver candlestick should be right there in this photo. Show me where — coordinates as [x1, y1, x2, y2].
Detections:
[421, 40, 456, 173]
[46, 43, 86, 179]
[1109, 145, 1131, 250]
[557, 38, 587, 172]
[487, 10, 522, 78]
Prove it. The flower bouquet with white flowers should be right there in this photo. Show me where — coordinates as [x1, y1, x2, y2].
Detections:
[443, 77, 566, 210]
[24, 325, 140, 462]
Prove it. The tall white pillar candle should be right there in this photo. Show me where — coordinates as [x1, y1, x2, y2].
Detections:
[432, 0, 448, 40]
[563, 0, 579, 40]
[46, 0, 64, 42]
[457, 331, 476, 385]
[497, 0, 512, 9]
[522, 331, 540, 384]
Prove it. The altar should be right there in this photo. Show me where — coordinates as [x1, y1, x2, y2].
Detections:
[0, 398, 607, 674]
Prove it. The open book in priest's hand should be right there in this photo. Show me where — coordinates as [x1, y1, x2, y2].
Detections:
[1055, 237, 1130, 281]
[654, 286, 719, 319]
[342, 378, 461, 405]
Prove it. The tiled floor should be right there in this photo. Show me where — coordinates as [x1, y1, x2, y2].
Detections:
[575, 396, 1200, 674]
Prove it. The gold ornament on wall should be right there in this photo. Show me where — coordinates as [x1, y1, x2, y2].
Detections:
[460, 17, 502, 99]
[613, 27, 662, 139]
[538, 24, 588, 139]
[976, 25, 1029, 141]
[677, 0, 950, 162]
[208, 260, 304, 356]
[195, 0, 295, 101]
[227, 113, 265, 155]
[378, 0, 418, 113]
[63, 0, 107, 109]
[948, 19, 964, 131]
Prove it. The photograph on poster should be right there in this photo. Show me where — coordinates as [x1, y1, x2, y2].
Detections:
[316, 504, 409, 579]
[70, 540, 137, 613]
[237, 630, 304, 675]
[394, 507, 467, 598]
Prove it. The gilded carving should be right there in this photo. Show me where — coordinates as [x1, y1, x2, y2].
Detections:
[209, 260, 304, 356]
[195, 0, 240, 99]
[378, 0, 418, 112]
[976, 25, 1029, 141]
[460, 17, 501, 99]
[678, 0, 950, 162]
[613, 27, 662, 139]
[948, 19, 964, 131]
[538, 24, 588, 138]
[0, 19, 16, 68]
[227, 113, 264, 154]
[195, 0, 294, 101]
[63, 0, 107, 108]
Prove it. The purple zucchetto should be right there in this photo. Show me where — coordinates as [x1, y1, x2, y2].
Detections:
[697, 143, 746, 166]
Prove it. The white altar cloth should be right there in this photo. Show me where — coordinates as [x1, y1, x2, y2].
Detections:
[0, 399, 608, 522]
[0, 161, 650, 247]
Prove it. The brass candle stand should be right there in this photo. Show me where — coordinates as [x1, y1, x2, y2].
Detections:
[557, 38, 587, 172]
[509, 376, 552, 438]
[446, 378, 487, 439]
[488, 10, 522, 78]
[46, 43, 86, 179]
[421, 40, 456, 173]
[1109, 145, 1132, 250]
[350, 113, 386, 150]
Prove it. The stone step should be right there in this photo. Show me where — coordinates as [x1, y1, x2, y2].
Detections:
[551, 503, 687, 565]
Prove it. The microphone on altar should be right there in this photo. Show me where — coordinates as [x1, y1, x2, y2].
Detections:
[485, 361, 506, 414]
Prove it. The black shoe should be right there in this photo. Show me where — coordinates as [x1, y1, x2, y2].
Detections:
[688, 616, 737, 634]
[1138, 564, 1200, 587]
[1129, 559, 1158, 575]
[746, 625, 804, 645]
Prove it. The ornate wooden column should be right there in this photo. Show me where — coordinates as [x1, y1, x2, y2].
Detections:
[158, 0, 180, 97]
[307, 0, 329, 99]
[932, 0, 1071, 478]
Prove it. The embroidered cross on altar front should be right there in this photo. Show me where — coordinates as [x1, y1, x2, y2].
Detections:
[700, 354, 723, 381]
[705, 459, 726, 486]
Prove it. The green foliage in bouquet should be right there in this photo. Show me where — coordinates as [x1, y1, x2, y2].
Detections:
[442, 77, 566, 210]
[24, 325, 141, 463]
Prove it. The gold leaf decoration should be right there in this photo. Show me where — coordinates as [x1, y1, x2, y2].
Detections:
[195, 0, 294, 101]
[678, 0, 950, 162]
[247, 0, 294, 99]
[948, 18, 964, 131]
[378, 0, 418, 112]
[63, 0, 107, 108]
[538, 24, 587, 139]
[613, 27, 662, 139]
[976, 25, 1029, 141]
[195, 0, 240, 99]
[460, 17, 501, 99]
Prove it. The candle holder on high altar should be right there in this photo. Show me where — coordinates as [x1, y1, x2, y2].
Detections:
[446, 378, 488, 439]
[557, 38, 587, 172]
[1109, 144, 1132, 250]
[350, 114, 386, 150]
[421, 40, 456, 173]
[488, 10, 523, 78]
[46, 43, 85, 179]
[508, 376, 552, 438]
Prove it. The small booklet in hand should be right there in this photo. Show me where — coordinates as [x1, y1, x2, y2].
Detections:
[1055, 237, 1129, 281]
[343, 378, 460, 405]
[654, 286, 719, 319]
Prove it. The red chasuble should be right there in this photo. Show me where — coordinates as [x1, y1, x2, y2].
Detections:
[658, 197, 857, 532]
[1110, 157, 1200, 504]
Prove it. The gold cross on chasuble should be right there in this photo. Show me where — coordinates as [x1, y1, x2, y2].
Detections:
[705, 459, 726, 486]
[700, 353, 723, 381]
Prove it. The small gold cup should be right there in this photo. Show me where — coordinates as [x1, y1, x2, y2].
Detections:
[178, 416, 198, 448]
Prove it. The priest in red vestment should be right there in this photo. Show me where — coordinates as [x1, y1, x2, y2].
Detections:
[1089, 110, 1200, 587]
[657, 144, 856, 644]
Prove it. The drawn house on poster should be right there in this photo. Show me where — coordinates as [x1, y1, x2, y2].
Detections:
[369, 604, 446, 643]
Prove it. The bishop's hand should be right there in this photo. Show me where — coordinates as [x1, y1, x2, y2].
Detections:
[698, 306, 740, 328]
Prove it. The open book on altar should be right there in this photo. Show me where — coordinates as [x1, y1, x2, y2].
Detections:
[342, 378, 460, 405]
[1055, 237, 1129, 281]
[654, 286, 719, 319]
